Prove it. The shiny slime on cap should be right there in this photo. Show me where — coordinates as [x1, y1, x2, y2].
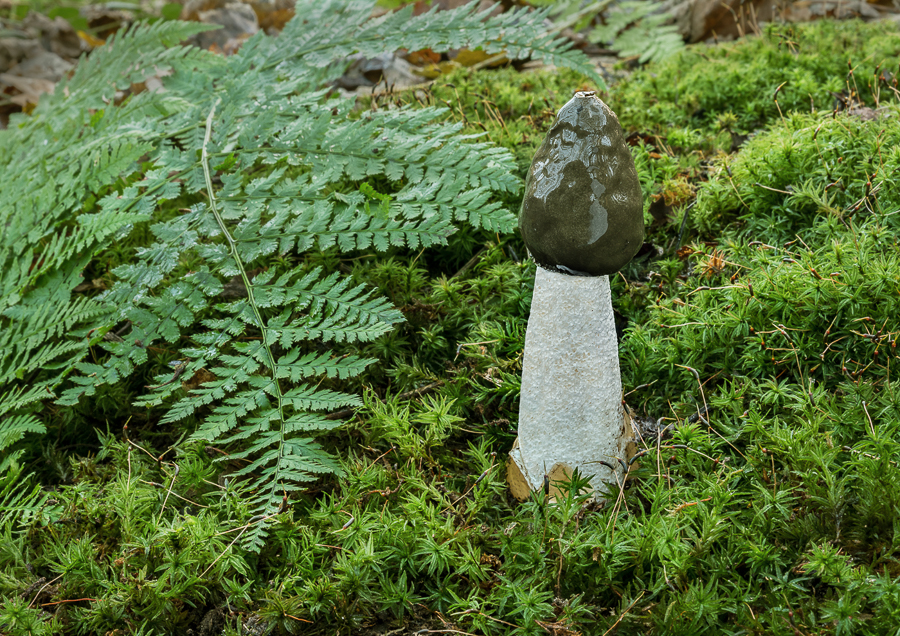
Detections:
[519, 91, 644, 277]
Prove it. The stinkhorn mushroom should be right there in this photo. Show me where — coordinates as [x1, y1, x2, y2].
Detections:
[508, 90, 643, 501]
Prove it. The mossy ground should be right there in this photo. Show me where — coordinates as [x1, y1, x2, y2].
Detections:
[4, 17, 900, 636]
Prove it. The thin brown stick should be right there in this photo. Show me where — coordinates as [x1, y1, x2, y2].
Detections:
[203, 513, 277, 577]
[157, 465, 180, 523]
[454, 340, 499, 361]
[140, 480, 207, 508]
[285, 614, 313, 624]
[449, 460, 496, 507]
[127, 439, 158, 461]
[862, 400, 876, 436]
[41, 598, 100, 606]
[452, 609, 522, 630]
[28, 574, 63, 609]
[451, 247, 487, 279]
[602, 590, 645, 636]
[675, 365, 747, 461]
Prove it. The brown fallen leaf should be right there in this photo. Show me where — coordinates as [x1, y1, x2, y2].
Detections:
[414, 60, 461, 80]
[406, 48, 441, 66]
[182, 367, 218, 393]
[76, 30, 105, 48]
[254, 7, 294, 32]
[452, 48, 507, 68]
[0, 73, 55, 107]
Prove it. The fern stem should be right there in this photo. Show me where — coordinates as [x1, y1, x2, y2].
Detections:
[201, 100, 288, 507]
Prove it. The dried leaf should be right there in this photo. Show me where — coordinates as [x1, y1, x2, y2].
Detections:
[413, 60, 461, 79]
[453, 48, 506, 67]
[77, 30, 106, 48]
[406, 48, 440, 65]
[0, 73, 55, 106]
[255, 8, 294, 32]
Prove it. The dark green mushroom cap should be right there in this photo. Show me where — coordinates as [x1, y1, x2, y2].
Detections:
[519, 91, 643, 276]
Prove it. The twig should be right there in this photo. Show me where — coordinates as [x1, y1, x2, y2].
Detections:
[773, 81, 788, 125]
[139, 480, 207, 508]
[755, 182, 792, 195]
[668, 496, 712, 515]
[842, 445, 899, 467]
[28, 574, 63, 609]
[40, 598, 100, 606]
[360, 445, 397, 476]
[675, 365, 747, 461]
[202, 513, 277, 577]
[628, 444, 721, 466]
[862, 400, 876, 436]
[454, 340, 499, 361]
[606, 459, 632, 539]
[126, 438, 159, 462]
[674, 364, 709, 416]
[285, 614, 313, 624]
[452, 609, 522, 630]
[157, 465, 180, 524]
[451, 246, 487, 278]
[602, 590, 645, 636]
[449, 458, 496, 507]
[624, 380, 657, 398]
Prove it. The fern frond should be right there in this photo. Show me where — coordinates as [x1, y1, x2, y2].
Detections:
[275, 351, 375, 382]
[29, 20, 221, 123]
[0, 3, 578, 551]
[589, 0, 685, 64]
[0, 390, 54, 529]
[0, 413, 44, 454]
[268, 0, 605, 88]
[0, 462, 52, 532]
[0, 296, 108, 381]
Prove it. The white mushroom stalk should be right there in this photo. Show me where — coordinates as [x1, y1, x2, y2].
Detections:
[508, 91, 644, 500]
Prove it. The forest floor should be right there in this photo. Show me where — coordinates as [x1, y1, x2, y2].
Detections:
[3, 2, 900, 635]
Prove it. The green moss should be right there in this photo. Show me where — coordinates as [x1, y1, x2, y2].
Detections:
[613, 18, 900, 133]
[695, 107, 900, 240]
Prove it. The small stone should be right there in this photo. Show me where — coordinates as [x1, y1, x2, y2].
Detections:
[519, 91, 643, 276]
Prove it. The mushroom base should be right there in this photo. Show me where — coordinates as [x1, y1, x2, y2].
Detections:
[509, 268, 634, 500]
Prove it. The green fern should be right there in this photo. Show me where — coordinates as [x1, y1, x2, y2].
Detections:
[590, 1, 684, 63]
[0, 0, 601, 550]
[532, 0, 684, 64]
[0, 449, 54, 534]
